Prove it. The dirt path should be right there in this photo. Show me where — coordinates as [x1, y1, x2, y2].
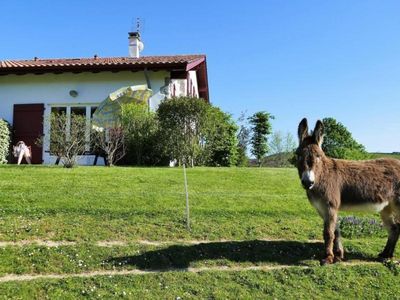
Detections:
[0, 238, 379, 283]
[0, 262, 380, 283]
[0, 238, 322, 248]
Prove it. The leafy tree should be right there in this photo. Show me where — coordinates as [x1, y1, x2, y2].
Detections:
[201, 107, 238, 166]
[322, 117, 370, 160]
[157, 97, 209, 167]
[249, 112, 274, 166]
[0, 119, 10, 164]
[121, 102, 159, 165]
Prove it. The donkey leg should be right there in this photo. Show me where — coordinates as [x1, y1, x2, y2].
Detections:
[321, 211, 337, 265]
[333, 223, 344, 262]
[379, 206, 399, 259]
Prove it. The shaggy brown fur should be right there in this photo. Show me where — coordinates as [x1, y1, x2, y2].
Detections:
[296, 118, 400, 265]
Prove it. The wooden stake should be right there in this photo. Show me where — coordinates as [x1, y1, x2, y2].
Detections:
[183, 163, 190, 231]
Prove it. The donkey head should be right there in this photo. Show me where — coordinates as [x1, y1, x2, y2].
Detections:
[296, 118, 325, 190]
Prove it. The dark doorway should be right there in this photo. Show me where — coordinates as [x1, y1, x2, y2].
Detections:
[13, 104, 44, 164]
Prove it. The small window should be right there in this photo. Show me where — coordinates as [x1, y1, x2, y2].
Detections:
[49, 105, 99, 155]
[51, 107, 66, 115]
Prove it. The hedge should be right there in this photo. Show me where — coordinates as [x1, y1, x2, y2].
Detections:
[0, 119, 10, 164]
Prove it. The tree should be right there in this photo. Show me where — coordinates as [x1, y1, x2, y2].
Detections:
[0, 119, 10, 164]
[48, 112, 87, 168]
[266, 131, 296, 167]
[322, 117, 370, 160]
[269, 131, 296, 154]
[121, 102, 159, 165]
[236, 112, 251, 167]
[249, 112, 274, 166]
[157, 97, 209, 167]
[201, 107, 238, 166]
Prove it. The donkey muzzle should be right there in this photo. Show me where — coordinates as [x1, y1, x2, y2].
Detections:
[301, 170, 315, 189]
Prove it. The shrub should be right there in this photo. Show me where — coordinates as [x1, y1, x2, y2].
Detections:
[91, 127, 126, 167]
[0, 119, 10, 164]
[121, 102, 161, 165]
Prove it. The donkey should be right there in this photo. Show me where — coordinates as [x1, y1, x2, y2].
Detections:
[296, 118, 400, 265]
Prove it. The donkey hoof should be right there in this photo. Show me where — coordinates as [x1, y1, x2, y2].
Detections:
[320, 256, 334, 266]
[378, 253, 393, 262]
[378, 252, 393, 262]
[333, 256, 343, 263]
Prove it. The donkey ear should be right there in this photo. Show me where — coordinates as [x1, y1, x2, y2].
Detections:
[298, 118, 309, 142]
[312, 120, 324, 147]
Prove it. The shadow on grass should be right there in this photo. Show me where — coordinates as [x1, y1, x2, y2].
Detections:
[106, 240, 376, 270]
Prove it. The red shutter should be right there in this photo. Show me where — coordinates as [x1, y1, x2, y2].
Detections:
[13, 104, 44, 164]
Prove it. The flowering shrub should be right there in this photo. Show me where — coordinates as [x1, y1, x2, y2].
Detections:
[0, 119, 10, 164]
[339, 216, 385, 238]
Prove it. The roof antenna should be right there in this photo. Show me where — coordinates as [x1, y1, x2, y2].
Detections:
[136, 17, 141, 34]
[128, 17, 145, 58]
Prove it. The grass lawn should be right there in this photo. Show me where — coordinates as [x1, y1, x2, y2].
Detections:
[0, 165, 399, 298]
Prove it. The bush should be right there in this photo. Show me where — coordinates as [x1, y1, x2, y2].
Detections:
[121, 102, 163, 165]
[91, 127, 126, 167]
[0, 119, 10, 164]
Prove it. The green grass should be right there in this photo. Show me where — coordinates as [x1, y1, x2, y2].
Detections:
[370, 152, 400, 159]
[0, 165, 319, 242]
[0, 165, 398, 299]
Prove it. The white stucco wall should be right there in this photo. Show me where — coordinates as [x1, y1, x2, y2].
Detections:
[188, 70, 199, 97]
[0, 70, 170, 164]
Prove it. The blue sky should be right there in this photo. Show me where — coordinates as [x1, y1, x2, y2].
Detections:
[1, 0, 400, 152]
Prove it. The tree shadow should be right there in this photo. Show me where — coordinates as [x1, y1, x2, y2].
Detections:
[105, 240, 376, 271]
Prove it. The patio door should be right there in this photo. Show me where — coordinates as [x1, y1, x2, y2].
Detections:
[13, 104, 44, 164]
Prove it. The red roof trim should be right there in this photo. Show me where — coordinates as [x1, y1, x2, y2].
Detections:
[185, 57, 205, 71]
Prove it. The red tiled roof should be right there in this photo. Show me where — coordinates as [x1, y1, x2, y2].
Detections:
[0, 54, 206, 74]
[0, 54, 210, 101]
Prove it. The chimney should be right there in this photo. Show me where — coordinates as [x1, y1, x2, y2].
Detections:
[128, 32, 144, 58]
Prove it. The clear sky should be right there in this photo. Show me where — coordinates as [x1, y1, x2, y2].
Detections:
[1, 0, 400, 152]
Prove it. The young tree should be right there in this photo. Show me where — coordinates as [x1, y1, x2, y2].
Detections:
[248, 111, 274, 166]
[322, 117, 370, 160]
[269, 131, 296, 154]
[48, 112, 86, 168]
[236, 112, 251, 167]
[91, 127, 126, 166]
[157, 97, 209, 167]
[267, 131, 296, 167]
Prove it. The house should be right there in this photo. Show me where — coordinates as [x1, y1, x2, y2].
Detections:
[0, 32, 209, 165]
